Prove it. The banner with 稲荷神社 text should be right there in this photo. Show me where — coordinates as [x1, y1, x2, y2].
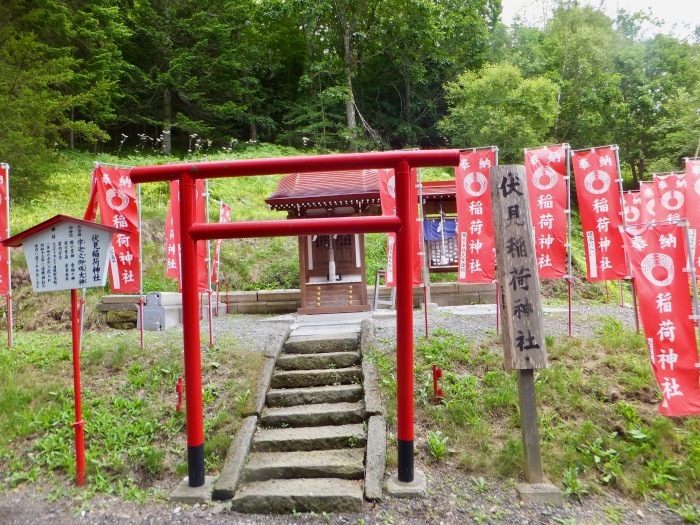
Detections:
[621, 222, 700, 416]
[572, 145, 627, 281]
[0, 164, 9, 296]
[90, 166, 141, 293]
[455, 148, 497, 283]
[524, 144, 569, 279]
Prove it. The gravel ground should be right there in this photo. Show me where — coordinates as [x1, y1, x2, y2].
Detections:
[1, 303, 686, 525]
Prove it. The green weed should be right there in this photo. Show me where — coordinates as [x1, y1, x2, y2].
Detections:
[427, 430, 449, 461]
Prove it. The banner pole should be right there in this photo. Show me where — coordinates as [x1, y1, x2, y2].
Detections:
[565, 144, 573, 337]
[417, 168, 429, 339]
[4, 163, 12, 347]
[631, 278, 640, 332]
[205, 180, 214, 348]
[70, 289, 86, 486]
[614, 145, 629, 310]
[138, 183, 144, 349]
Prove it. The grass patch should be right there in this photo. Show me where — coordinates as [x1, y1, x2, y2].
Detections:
[369, 318, 699, 516]
[0, 327, 264, 502]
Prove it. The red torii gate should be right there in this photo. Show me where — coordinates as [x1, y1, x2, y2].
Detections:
[130, 149, 461, 488]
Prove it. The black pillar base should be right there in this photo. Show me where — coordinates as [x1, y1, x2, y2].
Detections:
[188, 444, 205, 487]
[397, 439, 414, 482]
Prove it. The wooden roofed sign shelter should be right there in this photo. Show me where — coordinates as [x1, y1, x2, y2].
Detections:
[130, 150, 461, 491]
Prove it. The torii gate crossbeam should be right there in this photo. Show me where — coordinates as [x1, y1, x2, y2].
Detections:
[130, 149, 461, 488]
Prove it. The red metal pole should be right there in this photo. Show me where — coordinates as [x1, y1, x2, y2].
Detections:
[395, 159, 415, 482]
[179, 172, 206, 487]
[70, 289, 86, 486]
[6, 293, 12, 347]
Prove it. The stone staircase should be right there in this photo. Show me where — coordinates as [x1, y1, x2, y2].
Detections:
[219, 317, 385, 514]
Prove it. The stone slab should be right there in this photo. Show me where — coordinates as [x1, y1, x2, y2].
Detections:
[231, 478, 364, 514]
[271, 367, 362, 389]
[169, 476, 217, 504]
[266, 384, 363, 407]
[257, 289, 301, 302]
[245, 449, 365, 481]
[261, 401, 365, 428]
[101, 294, 142, 304]
[364, 415, 386, 501]
[359, 318, 376, 356]
[516, 482, 564, 507]
[213, 416, 258, 500]
[276, 351, 360, 371]
[362, 360, 384, 417]
[266, 300, 299, 314]
[386, 470, 427, 499]
[252, 423, 366, 452]
[96, 302, 139, 312]
[234, 302, 269, 314]
[140, 305, 181, 331]
[263, 326, 291, 360]
[284, 333, 360, 354]
[224, 291, 258, 303]
[146, 292, 182, 307]
[242, 357, 277, 417]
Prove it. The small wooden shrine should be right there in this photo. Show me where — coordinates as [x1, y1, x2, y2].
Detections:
[266, 170, 381, 314]
[266, 172, 460, 314]
[420, 180, 458, 273]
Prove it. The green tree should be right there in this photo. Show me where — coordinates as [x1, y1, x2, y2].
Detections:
[439, 63, 559, 161]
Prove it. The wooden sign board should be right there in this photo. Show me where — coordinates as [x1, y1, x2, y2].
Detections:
[4, 215, 119, 293]
[491, 165, 548, 370]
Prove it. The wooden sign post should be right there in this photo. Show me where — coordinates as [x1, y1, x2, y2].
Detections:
[491, 166, 562, 503]
[4, 215, 123, 486]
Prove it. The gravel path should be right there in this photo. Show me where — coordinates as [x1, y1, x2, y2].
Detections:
[2, 303, 685, 525]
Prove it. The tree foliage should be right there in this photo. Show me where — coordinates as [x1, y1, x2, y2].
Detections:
[0, 0, 698, 179]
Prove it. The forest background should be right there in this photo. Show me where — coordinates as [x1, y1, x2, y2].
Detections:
[1, 0, 700, 193]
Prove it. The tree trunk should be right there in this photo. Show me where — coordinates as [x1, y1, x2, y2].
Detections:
[343, 32, 358, 152]
[163, 87, 172, 155]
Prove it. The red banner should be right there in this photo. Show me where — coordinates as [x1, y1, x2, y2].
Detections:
[623, 191, 642, 226]
[455, 148, 496, 283]
[0, 164, 9, 295]
[211, 203, 232, 284]
[377, 168, 421, 286]
[92, 166, 141, 293]
[165, 179, 208, 291]
[653, 172, 686, 223]
[572, 146, 627, 281]
[524, 144, 569, 279]
[638, 181, 658, 224]
[621, 222, 700, 416]
[684, 159, 700, 270]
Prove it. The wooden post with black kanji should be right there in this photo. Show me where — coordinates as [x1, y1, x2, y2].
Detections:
[491, 164, 548, 485]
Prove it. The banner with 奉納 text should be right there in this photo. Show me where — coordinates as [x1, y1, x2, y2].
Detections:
[455, 148, 497, 283]
[165, 179, 208, 291]
[0, 164, 9, 296]
[638, 181, 658, 224]
[524, 144, 569, 279]
[377, 168, 421, 287]
[623, 191, 642, 226]
[211, 202, 232, 284]
[621, 222, 700, 416]
[652, 172, 686, 223]
[683, 159, 700, 269]
[572, 145, 627, 281]
[92, 166, 141, 293]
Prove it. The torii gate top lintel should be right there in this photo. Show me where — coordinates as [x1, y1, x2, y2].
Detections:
[129, 149, 461, 490]
[129, 149, 461, 183]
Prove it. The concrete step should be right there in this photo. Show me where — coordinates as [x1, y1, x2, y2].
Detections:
[266, 384, 363, 407]
[253, 424, 366, 452]
[231, 478, 364, 514]
[276, 351, 361, 371]
[261, 401, 365, 428]
[244, 449, 365, 482]
[283, 332, 359, 354]
[271, 367, 361, 389]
